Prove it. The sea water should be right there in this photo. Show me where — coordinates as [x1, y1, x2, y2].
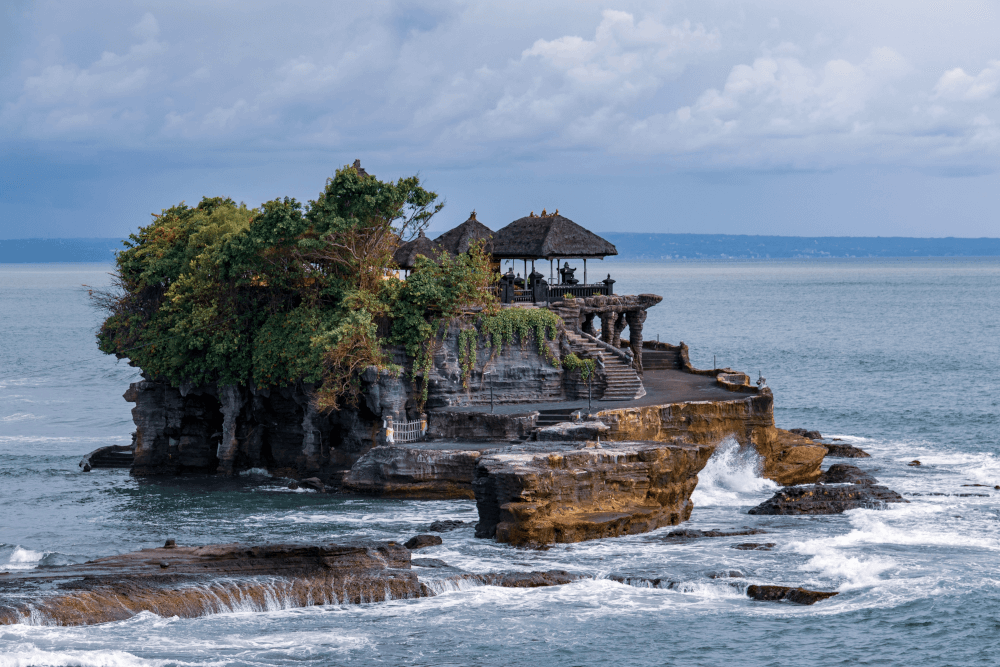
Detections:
[1, 259, 999, 666]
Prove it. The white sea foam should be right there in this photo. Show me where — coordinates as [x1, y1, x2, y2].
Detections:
[0, 649, 167, 667]
[0, 545, 45, 572]
[690, 437, 778, 507]
[0, 413, 41, 423]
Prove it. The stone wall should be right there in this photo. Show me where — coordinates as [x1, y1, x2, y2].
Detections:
[423, 319, 565, 408]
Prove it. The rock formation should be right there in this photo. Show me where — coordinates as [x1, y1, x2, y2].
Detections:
[595, 393, 827, 486]
[0, 541, 585, 626]
[472, 440, 714, 546]
[746, 585, 839, 605]
[748, 484, 907, 515]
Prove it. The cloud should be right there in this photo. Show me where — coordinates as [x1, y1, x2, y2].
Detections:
[934, 62, 1000, 101]
[2, 1, 1000, 171]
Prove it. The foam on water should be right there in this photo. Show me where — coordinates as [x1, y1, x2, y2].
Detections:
[0, 545, 45, 572]
[690, 437, 778, 507]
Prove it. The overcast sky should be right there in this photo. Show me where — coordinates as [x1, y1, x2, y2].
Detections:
[3, 0, 1000, 238]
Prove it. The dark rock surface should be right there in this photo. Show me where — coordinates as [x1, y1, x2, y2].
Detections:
[662, 528, 767, 542]
[79, 444, 134, 471]
[428, 520, 465, 532]
[746, 585, 839, 605]
[425, 410, 538, 442]
[823, 442, 871, 458]
[748, 484, 907, 515]
[298, 477, 325, 492]
[732, 543, 776, 551]
[789, 428, 823, 440]
[473, 440, 714, 546]
[404, 535, 443, 550]
[707, 570, 745, 579]
[411, 558, 451, 568]
[818, 464, 879, 485]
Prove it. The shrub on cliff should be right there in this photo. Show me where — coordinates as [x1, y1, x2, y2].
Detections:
[97, 164, 450, 406]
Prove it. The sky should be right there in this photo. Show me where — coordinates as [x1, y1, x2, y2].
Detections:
[2, 0, 1000, 239]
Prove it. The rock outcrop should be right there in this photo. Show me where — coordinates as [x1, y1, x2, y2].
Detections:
[746, 585, 839, 605]
[0, 540, 588, 626]
[824, 442, 872, 458]
[473, 440, 714, 546]
[342, 445, 495, 499]
[596, 394, 826, 485]
[0, 541, 421, 626]
[818, 464, 878, 485]
[748, 484, 907, 515]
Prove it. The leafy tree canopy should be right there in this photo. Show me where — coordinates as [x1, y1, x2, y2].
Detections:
[96, 163, 489, 409]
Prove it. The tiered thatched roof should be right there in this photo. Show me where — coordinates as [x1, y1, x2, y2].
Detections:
[491, 210, 617, 260]
[433, 211, 493, 255]
[392, 230, 439, 270]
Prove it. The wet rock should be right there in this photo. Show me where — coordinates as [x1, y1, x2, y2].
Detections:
[411, 558, 451, 568]
[0, 541, 418, 627]
[404, 535, 443, 550]
[298, 477, 325, 492]
[732, 543, 776, 551]
[288, 482, 300, 490]
[790, 429, 823, 441]
[908, 460, 922, 467]
[746, 585, 839, 605]
[163, 539, 176, 548]
[748, 484, 907, 515]
[473, 440, 714, 546]
[818, 464, 879, 485]
[822, 443, 871, 458]
[662, 528, 767, 542]
[79, 444, 134, 471]
[534, 421, 610, 442]
[607, 574, 678, 589]
[707, 570, 745, 579]
[428, 520, 465, 533]
[457, 570, 582, 588]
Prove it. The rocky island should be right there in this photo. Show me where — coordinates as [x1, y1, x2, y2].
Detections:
[46, 162, 881, 623]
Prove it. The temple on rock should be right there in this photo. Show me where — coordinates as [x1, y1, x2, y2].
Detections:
[107, 169, 828, 547]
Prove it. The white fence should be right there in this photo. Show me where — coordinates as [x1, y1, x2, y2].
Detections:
[384, 415, 427, 444]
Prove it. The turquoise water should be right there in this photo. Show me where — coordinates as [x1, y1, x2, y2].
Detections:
[1, 259, 999, 666]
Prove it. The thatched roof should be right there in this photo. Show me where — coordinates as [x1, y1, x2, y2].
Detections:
[491, 210, 617, 259]
[392, 230, 440, 269]
[433, 212, 493, 256]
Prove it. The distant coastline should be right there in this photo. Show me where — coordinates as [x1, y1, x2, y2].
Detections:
[4, 234, 1000, 263]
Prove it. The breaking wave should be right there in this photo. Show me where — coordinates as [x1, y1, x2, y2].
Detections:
[691, 437, 778, 507]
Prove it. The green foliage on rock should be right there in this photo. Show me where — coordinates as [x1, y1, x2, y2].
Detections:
[563, 352, 596, 383]
[97, 165, 443, 404]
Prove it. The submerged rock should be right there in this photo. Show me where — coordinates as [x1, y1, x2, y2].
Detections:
[748, 484, 907, 515]
[428, 520, 465, 533]
[404, 535, 443, 550]
[473, 440, 714, 546]
[662, 528, 767, 542]
[732, 543, 776, 551]
[817, 464, 879, 485]
[746, 585, 838, 605]
[707, 570, 745, 579]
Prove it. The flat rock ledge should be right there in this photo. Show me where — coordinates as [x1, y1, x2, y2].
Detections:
[473, 440, 714, 546]
[0, 541, 582, 626]
[748, 484, 907, 515]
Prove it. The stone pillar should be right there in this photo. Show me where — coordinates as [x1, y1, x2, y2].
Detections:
[625, 309, 647, 375]
[613, 312, 627, 346]
[216, 384, 244, 476]
[582, 313, 597, 337]
[600, 312, 614, 344]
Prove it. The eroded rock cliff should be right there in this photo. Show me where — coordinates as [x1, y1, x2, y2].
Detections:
[472, 440, 714, 546]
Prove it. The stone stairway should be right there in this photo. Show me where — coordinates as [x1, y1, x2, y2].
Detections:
[642, 348, 681, 370]
[564, 331, 645, 402]
[536, 408, 578, 428]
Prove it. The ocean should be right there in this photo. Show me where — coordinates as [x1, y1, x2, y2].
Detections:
[1, 258, 999, 666]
